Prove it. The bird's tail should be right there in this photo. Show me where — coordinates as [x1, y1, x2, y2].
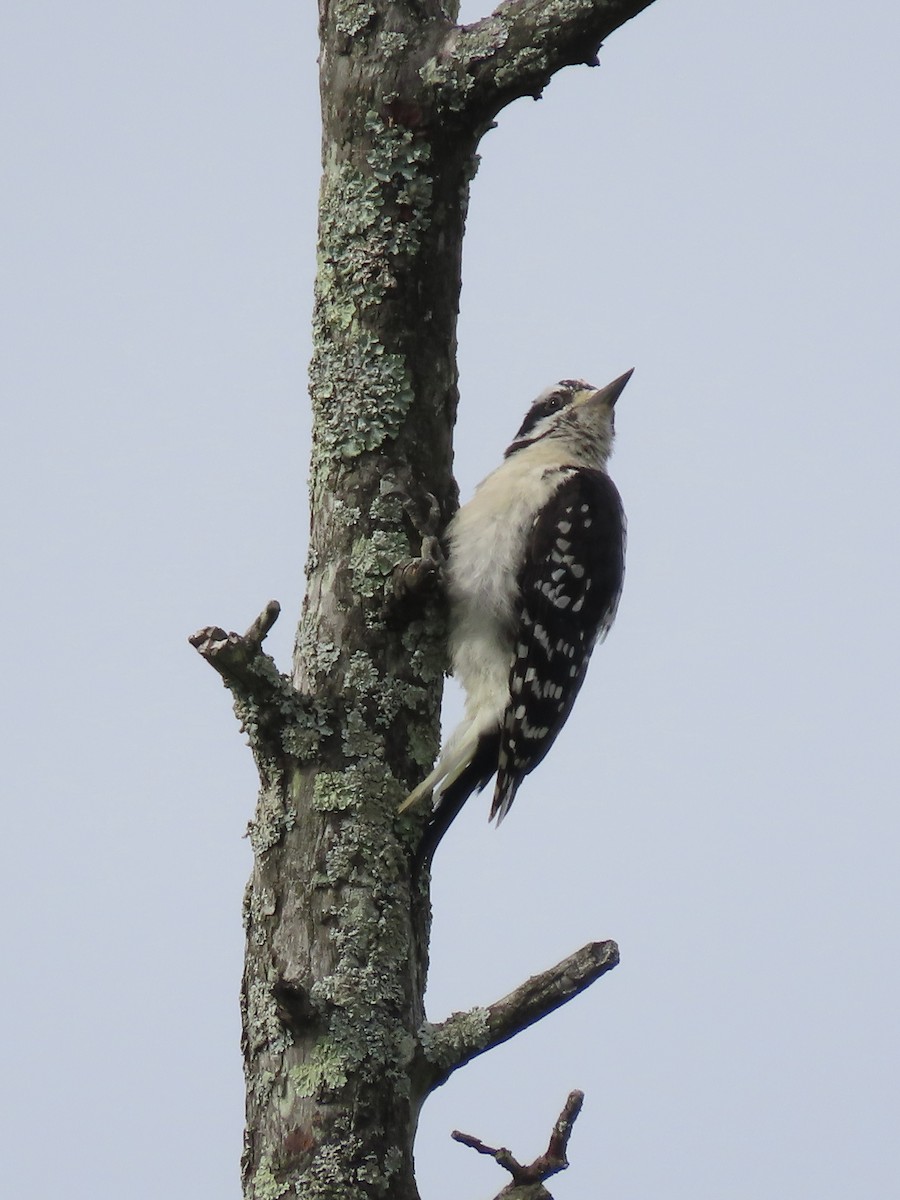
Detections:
[489, 783, 518, 825]
[397, 727, 483, 814]
[488, 746, 523, 824]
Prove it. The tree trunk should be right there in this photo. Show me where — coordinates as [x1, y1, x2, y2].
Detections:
[192, 2, 657, 1196]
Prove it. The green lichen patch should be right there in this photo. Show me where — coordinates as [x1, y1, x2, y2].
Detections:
[402, 617, 448, 685]
[289, 1040, 350, 1099]
[419, 1007, 491, 1069]
[363, 111, 433, 200]
[292, 1123, 370, 1199]
[250, 1067, 277, 1108]
[334, 0, 376, 39]
[342, 709, 384, 761]
[280, 701, 333, 761]
[349, 526, 409, 598]
[312, 757, 401, 815]
[310, 112, 435, 465]
[356, 1144, 404, 1186]
[310, 329, 415, 460]
[331, 497, 363, 530]
[405, 715, 440, 770]
[294, 621, 342, 684]
[376, 677, 430, 726]
[249, 1150, 290, 1200]
[248, 778, 294, 856]
[343, 650, 379, 695]
[246, 978, 294, 1057]
[312, 770, 357, 814]
[377, 29, 408, 55]
[420, 17, 510, 110]
[246, 885, 278, 947]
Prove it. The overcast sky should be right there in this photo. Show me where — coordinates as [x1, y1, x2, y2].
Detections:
[3, 2, 899, 1198]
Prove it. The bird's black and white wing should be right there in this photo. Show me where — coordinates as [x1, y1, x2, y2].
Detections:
[491, 468, 625, 821]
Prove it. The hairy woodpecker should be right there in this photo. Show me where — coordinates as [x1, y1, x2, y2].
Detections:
[400, 370, 630, 826]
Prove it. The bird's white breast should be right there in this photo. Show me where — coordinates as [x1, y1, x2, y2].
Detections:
[445, 445, 572, 724]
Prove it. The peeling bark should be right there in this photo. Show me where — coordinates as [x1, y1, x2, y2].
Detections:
[193, 1, 657, 1196]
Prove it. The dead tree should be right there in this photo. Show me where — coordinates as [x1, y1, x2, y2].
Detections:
[192, 2, 656, 1196]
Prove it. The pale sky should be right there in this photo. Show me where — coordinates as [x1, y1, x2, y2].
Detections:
[3, 3, 899, 1198]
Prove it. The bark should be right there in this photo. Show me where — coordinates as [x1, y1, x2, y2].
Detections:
[193, 2, 657, 1196]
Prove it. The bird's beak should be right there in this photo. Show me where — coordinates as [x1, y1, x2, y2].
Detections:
[574, 368, 634, 410]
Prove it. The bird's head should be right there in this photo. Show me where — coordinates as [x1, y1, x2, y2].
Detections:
[505, 370, 633, 465]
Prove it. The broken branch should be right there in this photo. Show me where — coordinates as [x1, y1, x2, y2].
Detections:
[190, 600, 326, 759]
[189, 599, 282, 690]
[421, 940, 618, 1089]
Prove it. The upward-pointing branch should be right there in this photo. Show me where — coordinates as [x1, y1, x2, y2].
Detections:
[454, 1089, 586, 1200]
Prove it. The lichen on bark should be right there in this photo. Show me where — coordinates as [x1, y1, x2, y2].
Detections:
[308, 110, 433, 465]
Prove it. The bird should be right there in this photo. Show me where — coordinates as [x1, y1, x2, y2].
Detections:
[399, 370, 630, 828]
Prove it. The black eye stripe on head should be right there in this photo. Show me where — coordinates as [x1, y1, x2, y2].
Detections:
[514, 397, 561, 440]
[507, 379, 598, 448]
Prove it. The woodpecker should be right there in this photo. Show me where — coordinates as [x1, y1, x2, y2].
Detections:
[400, 370, 630, 826]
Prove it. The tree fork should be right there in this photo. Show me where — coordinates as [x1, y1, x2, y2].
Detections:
[193, 2, 656, 1196]
[453, 1089, 587, 1199]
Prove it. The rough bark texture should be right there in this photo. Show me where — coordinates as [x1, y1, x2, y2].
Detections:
[193, 2, 656, 1197]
